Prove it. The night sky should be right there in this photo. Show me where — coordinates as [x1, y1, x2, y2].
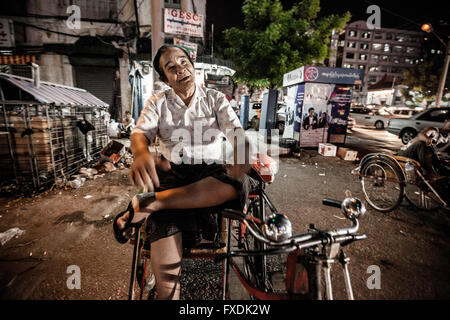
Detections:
[206, 0, 448, 38]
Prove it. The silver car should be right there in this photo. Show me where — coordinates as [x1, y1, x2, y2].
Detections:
[386, 107, 450, 144]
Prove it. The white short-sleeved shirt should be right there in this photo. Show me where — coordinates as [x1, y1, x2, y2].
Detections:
[132, 84, 245, 164]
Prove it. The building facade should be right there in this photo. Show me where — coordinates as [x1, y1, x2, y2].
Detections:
[0, 0, 207, 121]
[329, 20, 424, 105]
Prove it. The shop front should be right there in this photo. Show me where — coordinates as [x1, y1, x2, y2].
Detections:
[282, 66, 364, 148]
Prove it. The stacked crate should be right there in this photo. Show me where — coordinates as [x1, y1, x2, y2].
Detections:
[0, 104, 109, 188]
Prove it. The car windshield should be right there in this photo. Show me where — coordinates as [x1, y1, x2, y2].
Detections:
[376, 109, 392, 115]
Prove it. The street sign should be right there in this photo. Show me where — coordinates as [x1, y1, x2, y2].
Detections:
[164, 8, 204, 38]
[0, 19, 15, 47]
[173, 37, 198, 61]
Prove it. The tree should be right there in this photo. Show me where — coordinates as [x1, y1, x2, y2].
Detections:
[222, 0, 350, 89]
[402, 52, 449, 103]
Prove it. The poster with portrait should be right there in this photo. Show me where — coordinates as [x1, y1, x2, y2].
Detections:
[327, 85, 353, 144]
[297, 83, 334, 147]
[282, 84, 302, 139]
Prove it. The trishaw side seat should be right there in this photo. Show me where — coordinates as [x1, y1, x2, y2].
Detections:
[182, 217, 228, 259]
[392, 155, 421, 168]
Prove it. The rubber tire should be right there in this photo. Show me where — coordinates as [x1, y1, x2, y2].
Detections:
[360, 156, 404, 213]
[401, 129, 417, 145]
[242, 200, 269, 296]
[375, 121, 384, 130]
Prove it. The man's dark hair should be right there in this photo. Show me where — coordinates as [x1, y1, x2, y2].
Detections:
[125, 110, 131, 115]
[308, 107, 314, 112]
[153, 45, 194, 82]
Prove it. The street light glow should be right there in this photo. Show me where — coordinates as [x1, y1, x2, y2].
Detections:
[421, 23, 432, 33]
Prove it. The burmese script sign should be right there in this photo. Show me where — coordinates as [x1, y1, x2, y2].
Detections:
[164, 8, 204, 38]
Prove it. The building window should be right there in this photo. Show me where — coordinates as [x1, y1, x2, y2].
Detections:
[348, 30, 357, 37]
[361, 31, 371, 39]
[346, 52, 355, 59]
[383, 43, 391, 52]
[369, 66, 379, 72]
[405, 58, 414, 64]
[347, 41, 356, 48]
[369, 76, 377, 83]
[358, 65, 366, 69]
[343, 63, 352, 68]
[391, 68, 401, 74]
[437, 50, 443, 54]
[431, 49, 436, 54]
[386, 33, 393, 40]
[371, 54, 379, 61]
[406, 46, 415, 53]
[409, 36, 417, 43]
[359, 54, 367, 61]
[373, 43, 382, 51]
[381, 55, 389, 62]
[393, 57, 401, 64]
[394, 45, 403, 53]
[395, 34, 405, 42]
[374, 32, 383, 39]
[360, 42, 369, 50]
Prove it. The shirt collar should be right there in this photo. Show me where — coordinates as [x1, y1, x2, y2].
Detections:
[167, 83, 205, 107]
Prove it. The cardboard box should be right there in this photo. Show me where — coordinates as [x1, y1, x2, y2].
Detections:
[337, 147, 358, 161]
[318, 143, 337, 157]
[100, 140, 125, 163]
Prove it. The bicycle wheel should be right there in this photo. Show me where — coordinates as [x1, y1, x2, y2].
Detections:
[133, 239, 156, 300]
[404, 183, 442, 211]
[241, 199, 269, 295]
[360, 157, 404, 212]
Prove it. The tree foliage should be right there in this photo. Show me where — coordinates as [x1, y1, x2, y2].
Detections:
[402, 53, 448, 100]
[222, 0, 350, 88]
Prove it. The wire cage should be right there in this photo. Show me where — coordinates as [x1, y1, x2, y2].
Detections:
[0, 73, 110, 190]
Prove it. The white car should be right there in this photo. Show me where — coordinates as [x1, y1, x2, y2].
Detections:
[349, 107, 392, 129]
[385, 107, 423, 118]
[387, 107, 450, 144]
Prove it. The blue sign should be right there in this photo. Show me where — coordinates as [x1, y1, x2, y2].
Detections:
[302, 66, 364, 85]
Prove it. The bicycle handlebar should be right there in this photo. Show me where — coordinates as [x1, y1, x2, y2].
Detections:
[322, 198, 342, 208]
[222, 197, 366, 251]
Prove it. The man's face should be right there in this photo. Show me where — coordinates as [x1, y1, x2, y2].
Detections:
[309, 109, 314, 116]
[159, 47, 195, 93]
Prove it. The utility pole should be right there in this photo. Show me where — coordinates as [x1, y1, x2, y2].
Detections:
[211, 23, 214, 57]
[151, 0, 164, 91]
[181, 0, 190, 42]
[435, 37, 450, 108]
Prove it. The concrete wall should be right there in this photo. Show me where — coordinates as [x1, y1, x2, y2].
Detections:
[37, 53, 74, 87]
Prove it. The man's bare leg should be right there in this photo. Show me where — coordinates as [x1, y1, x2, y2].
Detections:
[150, 233, 183, 300]
[117, 177, 239, 226]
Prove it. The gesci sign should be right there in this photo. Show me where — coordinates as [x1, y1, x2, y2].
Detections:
[164, 8, 204, 38]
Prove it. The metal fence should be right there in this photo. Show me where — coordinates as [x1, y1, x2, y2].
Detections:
[0, 102, 109, 189]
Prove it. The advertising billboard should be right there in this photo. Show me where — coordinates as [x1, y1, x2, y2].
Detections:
[164, 8, 204, 38]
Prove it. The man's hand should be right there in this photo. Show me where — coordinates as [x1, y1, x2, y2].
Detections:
[129, 150, 171, 191]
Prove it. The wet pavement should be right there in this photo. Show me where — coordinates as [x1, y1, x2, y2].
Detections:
[0, 127, 449, 300]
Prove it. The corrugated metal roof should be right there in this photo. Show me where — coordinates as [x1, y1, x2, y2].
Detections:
[0, 72, 109, 107]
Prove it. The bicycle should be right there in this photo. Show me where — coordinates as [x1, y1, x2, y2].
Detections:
[127, 155, 367, 300]
[352, 152, 449, 213]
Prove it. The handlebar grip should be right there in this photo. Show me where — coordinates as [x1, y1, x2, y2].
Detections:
[322, 198, 342, 208]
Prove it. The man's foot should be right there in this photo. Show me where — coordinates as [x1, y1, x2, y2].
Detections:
[113, 192, 157, 243]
